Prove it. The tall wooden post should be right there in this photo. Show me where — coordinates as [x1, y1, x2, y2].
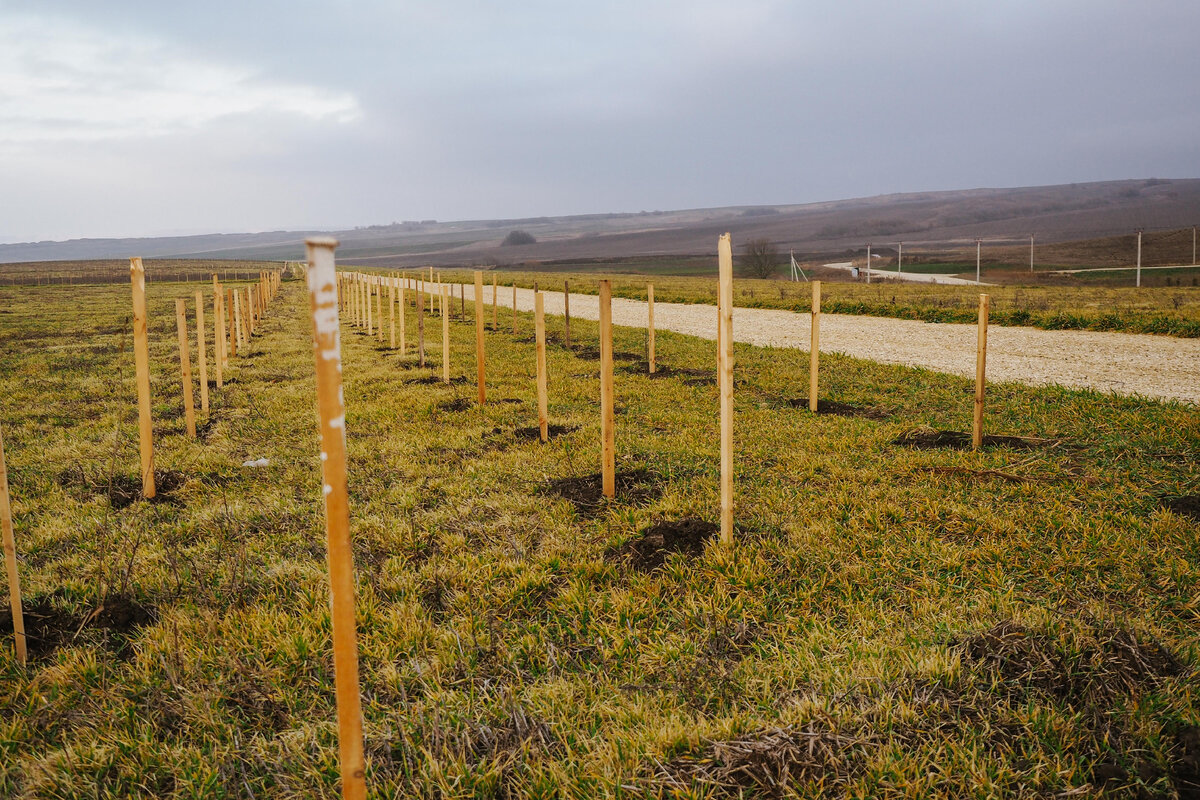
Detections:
[809, 281, 821, 412]
[214, 281, 225, 386]
[195, 290, 209, 413]
[389, 277, 396, 348]
[375, 280, 383, 342]
[303, 237, 367, 800]
[718, 234, 734, 545]
[647, 283, 656, 374]
[512, 283, 518, 334]
[474, 271, 486, 404]
[130, 258, 155, 498]
[1136, 229, 1143, 288]
[491, 274, 498, 331]
[536, 292, 548, 443]
[398, 283, 407, 355]
[175, 298, 197, 439]
[599, 280, 615, 498]
[973, 294, 990, 450]
[441, 285, 451, 383]
[233, 290, 245, 351]
[366, 279, 374, 337]
[563, 281, 571, 348]
[975, 239, 982, 285]
[417, 280, 425, 368]
[0, 427, 26, 666]
[227, 288, 237, 358]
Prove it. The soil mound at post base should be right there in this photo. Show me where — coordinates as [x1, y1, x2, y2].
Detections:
[786, 398, 890, 419]
[1161, 495, 1200, 522]
[892, 426, 1056, 450]
[1, 593, 155, 660]
[609, 517, 719, 571]
[542, 469, 663, 514]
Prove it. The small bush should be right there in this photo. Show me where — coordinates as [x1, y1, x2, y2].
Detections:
[501, 230, 537, 246]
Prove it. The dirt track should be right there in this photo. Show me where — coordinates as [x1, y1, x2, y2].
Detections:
[459, 284, 1200, 405]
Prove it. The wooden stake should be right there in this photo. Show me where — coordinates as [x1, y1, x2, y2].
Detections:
[563, 280, 571, 348]
[245, 288, 254, 345]
[175, 298, 197, 439]
[512, 283, 518, 335]
[303, 237, 367, 800]
[227, 288, 237, 358]
[398, 283, 407, 355]
[647, 283, 656, 374]
[718, 234, 734, 545]
[536, 292, 548, 443]
[130, 258, 156, 498]
[460, 281, 465, 320]
[973, 293, 990, 450]
[474, 271, 486, 404]
[809, 281, 820, 413]
[492, 274, 498, 331]
[0, 426, 27, 666]
[599, 280, 615, 498]
[233, 290, 245, 351]
[195, 290, 209, 413]
[389, 277, 396, 348]
[417, 280, 425, 368]
[214, 282, 225, 387]
[442, 285, 451, 384]
[366, 279, 373, 337]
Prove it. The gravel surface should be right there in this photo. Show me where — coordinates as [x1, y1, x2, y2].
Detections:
[455, 283, 1200, 405]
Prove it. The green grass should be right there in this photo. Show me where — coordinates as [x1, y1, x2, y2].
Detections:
[1, 278, 1198, 798]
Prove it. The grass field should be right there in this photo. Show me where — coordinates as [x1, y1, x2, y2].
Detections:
[412, 269, 1200, 339]
[1, 277, 1199, 798]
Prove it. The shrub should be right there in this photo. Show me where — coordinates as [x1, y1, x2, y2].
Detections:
[501, 230, 536, 246]
[739, 238, 779, 279]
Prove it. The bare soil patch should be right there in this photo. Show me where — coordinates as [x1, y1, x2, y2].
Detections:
[436, 398, 473, 413]
[571, 345, 641, 362]
[1161, 495, 1200, 523]
[784, 398, 891, 419]
[956, 620, 1182, 706]
[893, 426, 1057, 450]
[619, 363, 711, 381]
[406, 375, 470, 386]
[514, 424, 578, 442]
[609, 518, 719, 571]
[645, 722, 859, 797]
[542, 469, 663, 514]
[58, 466, 187, 509]
[1, 593, 155, 660]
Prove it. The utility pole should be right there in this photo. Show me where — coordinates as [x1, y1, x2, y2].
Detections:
[1030, 234, 1034, 274]
[976, 239, 982, 285]
[1136, 229, 1143, 288]
[1193, 225, 1196, 266]
[898, 241, 903, 274]
[866, 243, 871, 284]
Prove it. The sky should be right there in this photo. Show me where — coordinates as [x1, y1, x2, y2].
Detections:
[1, 1, 1198, 243]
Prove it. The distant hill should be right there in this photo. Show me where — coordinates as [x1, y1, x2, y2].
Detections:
[2, 179, 1197, 265]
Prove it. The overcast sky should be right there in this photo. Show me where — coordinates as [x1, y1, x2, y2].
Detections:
[1, 1, 1197, 243]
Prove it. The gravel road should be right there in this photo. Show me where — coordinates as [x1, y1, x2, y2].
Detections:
[455, 283, 1200, 405]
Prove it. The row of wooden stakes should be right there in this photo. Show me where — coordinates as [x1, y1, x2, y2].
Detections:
[1, 266, 283, 667]
[130, 261, 284, 502]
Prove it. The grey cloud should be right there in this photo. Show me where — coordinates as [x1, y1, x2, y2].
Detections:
[0, 0, 1197, 242]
